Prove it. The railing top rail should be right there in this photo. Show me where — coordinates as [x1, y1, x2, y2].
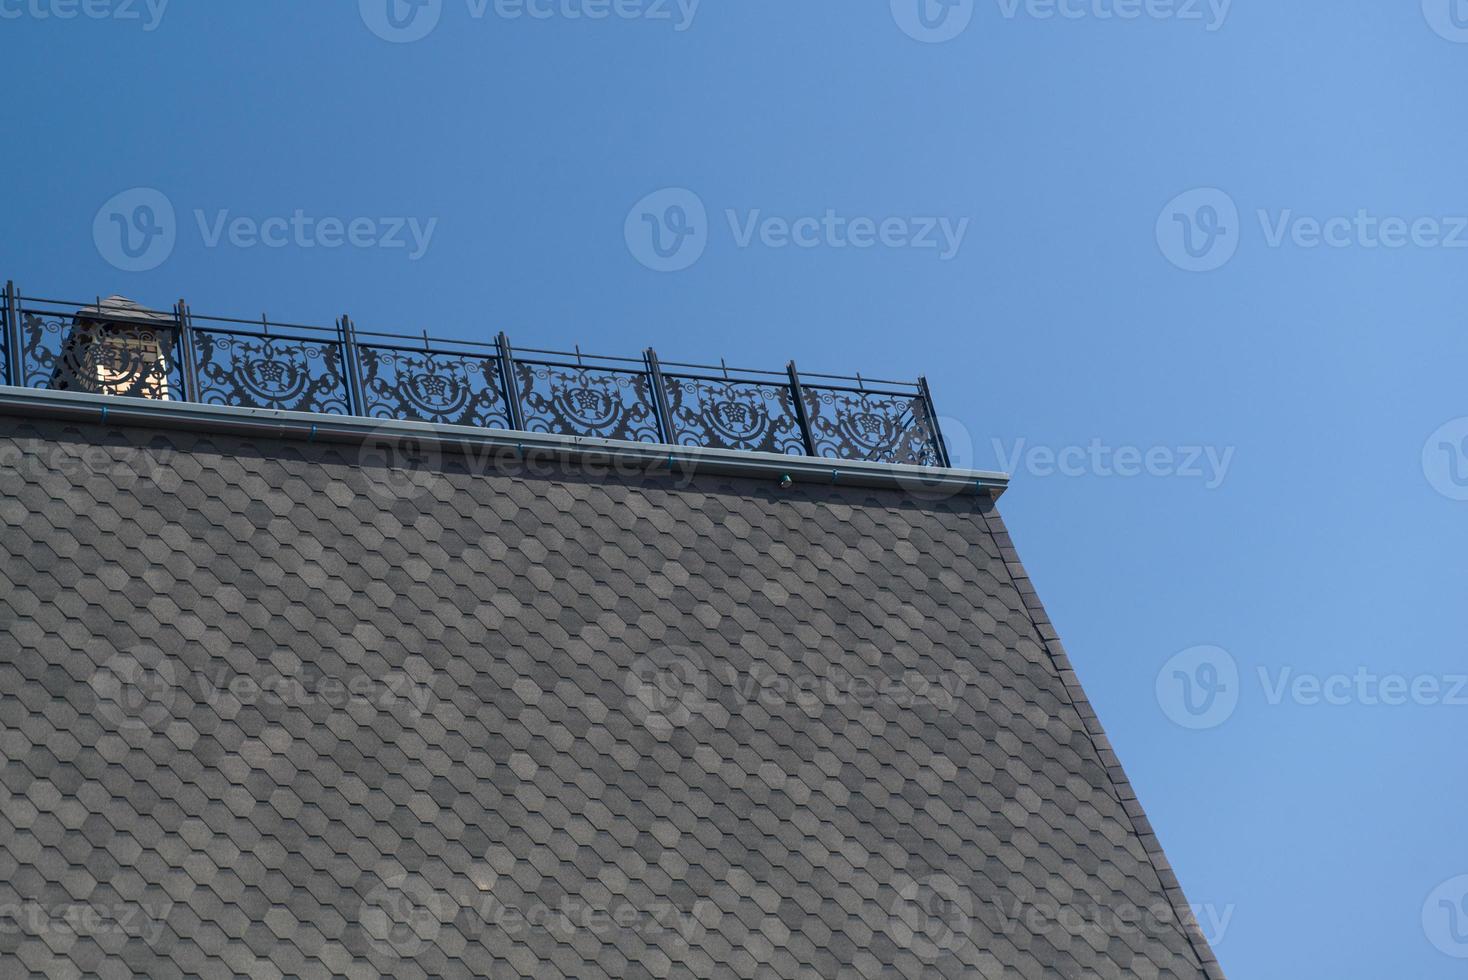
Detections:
[185, 311, 342, 335]
[509, 345, 647, 367]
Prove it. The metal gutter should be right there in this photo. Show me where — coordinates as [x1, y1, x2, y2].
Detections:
[0, 385, 1009, 499]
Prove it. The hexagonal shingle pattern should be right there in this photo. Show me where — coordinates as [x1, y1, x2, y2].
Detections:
[0, 413, 1223, 979]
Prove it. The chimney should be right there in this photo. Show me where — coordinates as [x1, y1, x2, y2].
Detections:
[49, 296, 177, 400]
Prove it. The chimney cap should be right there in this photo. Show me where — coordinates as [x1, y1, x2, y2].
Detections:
[73, 295, 174, 329]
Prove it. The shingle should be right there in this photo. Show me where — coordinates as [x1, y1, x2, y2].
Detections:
[0, 412, 1220, 979]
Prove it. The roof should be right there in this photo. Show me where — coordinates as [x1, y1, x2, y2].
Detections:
[72, 295, 176, 327]
[0, 394, 1224, 979]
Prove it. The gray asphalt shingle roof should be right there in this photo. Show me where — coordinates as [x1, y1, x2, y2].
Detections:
[0, 410, 1223, 979]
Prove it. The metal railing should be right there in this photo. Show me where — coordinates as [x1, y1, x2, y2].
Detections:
[1, 282, 952, 467]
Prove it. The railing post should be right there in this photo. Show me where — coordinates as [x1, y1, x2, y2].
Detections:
[496, 332, 525, 432]
[643, 348, 675, 446]
[787, 361, 819, 459]
[338, 315, 367, 417]
[917, 375, 951, 467]
[4, 281, 22, 387]
[173, 299, 200, 404]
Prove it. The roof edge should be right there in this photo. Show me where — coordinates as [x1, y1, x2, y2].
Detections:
[977, 501, 1227, 979]
[0, 385, 1009, 498]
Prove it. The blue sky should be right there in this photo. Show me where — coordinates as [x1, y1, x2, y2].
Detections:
[5, 1, 1468, 976]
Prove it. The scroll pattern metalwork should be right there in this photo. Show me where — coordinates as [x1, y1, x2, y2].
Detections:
[358, 347, 513, 429]
[191, 330, 350, 414]
[801, 387, 942, 466]
[513, 362, 660, 443]
[0, 288, 952, 466]
[20, 311, 183, 400]
[662, 376, 806, 456]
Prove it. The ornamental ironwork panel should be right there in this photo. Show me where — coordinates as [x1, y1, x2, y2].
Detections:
[801, 386, 942, 466]
[358, 346, 513, 429]
[512, 361, 661, 443]
[20, 310, 184, 400]
[191, 329, 350, 414]
[662, 375, 806, 456]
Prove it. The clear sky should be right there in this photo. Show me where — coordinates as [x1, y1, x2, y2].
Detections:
[4, 2, 1467, 976]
